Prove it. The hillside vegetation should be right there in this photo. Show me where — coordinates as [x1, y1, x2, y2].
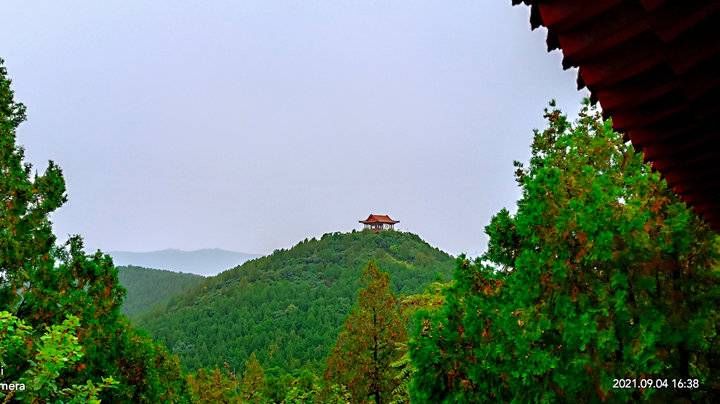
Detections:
[135, 230, 454, 373]
[118, 265, 204, 317]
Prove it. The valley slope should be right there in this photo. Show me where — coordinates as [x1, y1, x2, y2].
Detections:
[134, 230, 454, 373]
[118, 266, 205, 317]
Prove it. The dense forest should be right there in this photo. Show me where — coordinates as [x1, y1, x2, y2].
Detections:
[2, 53, 720, 403]
[135, 230, 454, 372]
[117, 266, 204, 317]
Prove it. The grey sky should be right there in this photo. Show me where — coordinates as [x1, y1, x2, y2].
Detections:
[1, 1, 586, 256]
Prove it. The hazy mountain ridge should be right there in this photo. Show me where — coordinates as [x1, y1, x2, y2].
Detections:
[109, 248, 262, 276]
[134, 230, 455, 372]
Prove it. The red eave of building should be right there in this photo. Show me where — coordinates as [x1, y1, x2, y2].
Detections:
[359, 214, 400, 224]
[512, 0, 720, 231]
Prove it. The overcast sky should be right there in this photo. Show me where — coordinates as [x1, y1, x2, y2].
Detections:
[1, 1, 586, 256]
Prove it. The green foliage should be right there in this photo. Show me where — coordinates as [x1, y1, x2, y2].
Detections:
[0, 57, 191, 403]
[20, 315, 86, 399]
[0, 311, 117, 403]
[109, 325, 190, 402]
[184, 355, 270, 403]
[137, 230, 454, 373]
[0, 57, 66, 315]
[186, 366, 240, 403]
[325, 263, 407, 403]
[281, 373, 350, 404]
[240, 352, 266, 403]
[118, 265, 204, 318]
[388, 348, 413, 404]
[410, 101, 720, 402]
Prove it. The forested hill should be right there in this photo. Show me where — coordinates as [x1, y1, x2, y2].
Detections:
[135, 230, 454, 373]
[118, 266, 204, 317]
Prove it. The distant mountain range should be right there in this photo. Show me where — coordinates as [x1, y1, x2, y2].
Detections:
[108, 248, 262, 276]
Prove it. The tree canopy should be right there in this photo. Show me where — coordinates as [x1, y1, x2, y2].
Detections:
[410, 101, 720, 402]
[0, 57, 189, 403]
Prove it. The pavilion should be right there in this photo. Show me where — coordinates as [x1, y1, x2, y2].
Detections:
[360, 214, 399, 232]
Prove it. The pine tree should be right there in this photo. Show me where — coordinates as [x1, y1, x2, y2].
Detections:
[240, 352, 266, 403]
[410, 101, 720, 402]
[0, 57, 65, 313]
[0, 57, 190, 402]
[325, 262, 407, 403]
[187, 367, 240, 403]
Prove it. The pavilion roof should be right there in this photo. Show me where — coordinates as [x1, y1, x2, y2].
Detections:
[512, 0, 720, 230]
[360, 214, 400, 224]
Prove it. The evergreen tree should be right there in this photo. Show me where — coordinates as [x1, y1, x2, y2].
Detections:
[281, 374, 351, 404]
[325, 262, 407, 403]
[240, 352, 266, 403]
[0, 57, 190, 402]
[187, 366, 240, 403]
[0, 311, 117, 402]
[410, 101, 720, 402]
[0, 57, 65, 313]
